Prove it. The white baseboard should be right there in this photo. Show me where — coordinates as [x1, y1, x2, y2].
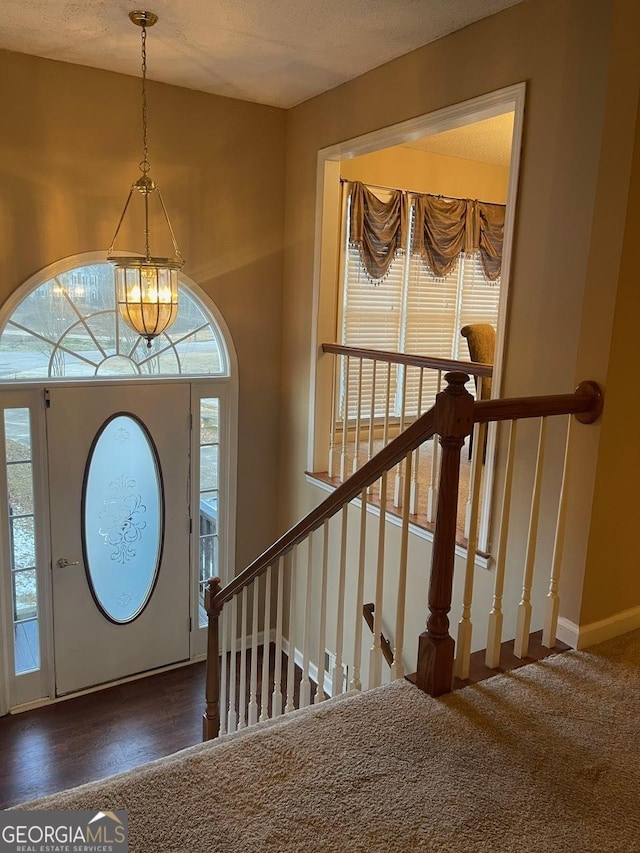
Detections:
[556, 618, 579, 649]
[557, 604, 640, 650]
[281, 637, 335, 698]
[221, 628, 338, 698]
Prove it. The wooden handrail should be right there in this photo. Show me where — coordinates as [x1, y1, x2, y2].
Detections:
[213, 406, 437, 608]
[322, 343, 493, 378]
[363, 603, 394, 666]
[473, 381, 604, 425]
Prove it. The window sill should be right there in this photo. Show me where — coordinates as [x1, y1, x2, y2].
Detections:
[305, 471, 492, 571]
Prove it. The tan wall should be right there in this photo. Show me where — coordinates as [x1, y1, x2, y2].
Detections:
[0, 49, 287, 572]
[340, 146, 509, 203]
[580, 97, 640, 624]
[281, 0, 640, 637]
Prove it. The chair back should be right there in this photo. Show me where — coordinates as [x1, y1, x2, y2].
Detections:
[460, 323, 495, 399]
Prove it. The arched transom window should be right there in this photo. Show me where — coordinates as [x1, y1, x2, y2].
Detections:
[0, 262, 229, 380]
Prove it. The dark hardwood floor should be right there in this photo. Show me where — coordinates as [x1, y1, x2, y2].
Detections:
[0, 646, 317, 809]
[0, 633, 568, 810]
[0, 661, 207, 809]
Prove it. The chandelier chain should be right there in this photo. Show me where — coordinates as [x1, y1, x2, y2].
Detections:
[140, 24, 150, 176]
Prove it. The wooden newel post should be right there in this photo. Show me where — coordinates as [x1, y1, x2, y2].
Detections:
[416, 372, 474, 697]
[203, 576, 223, 741]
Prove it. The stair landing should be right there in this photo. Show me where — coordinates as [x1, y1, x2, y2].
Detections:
[406, 630, 570, 692]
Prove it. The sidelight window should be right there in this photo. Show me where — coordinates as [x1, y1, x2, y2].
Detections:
[198, 398, 220, 626]
[4, 408, 40, 675]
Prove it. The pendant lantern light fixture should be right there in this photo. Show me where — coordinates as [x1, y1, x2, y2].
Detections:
[107, 10, 183, 348]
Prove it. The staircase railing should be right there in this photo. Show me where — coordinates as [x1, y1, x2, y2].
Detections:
[203, 405, 436, 738]
[413, 372, 603, 695]
[321, 343, 492, 520]
[203, 371, 603, 740]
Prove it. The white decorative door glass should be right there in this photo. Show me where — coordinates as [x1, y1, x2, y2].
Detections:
[47, 383, 191, 695]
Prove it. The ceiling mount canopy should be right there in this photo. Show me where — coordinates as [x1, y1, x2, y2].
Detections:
[107, 10, 184, 349]
[128, 9, 158, 28]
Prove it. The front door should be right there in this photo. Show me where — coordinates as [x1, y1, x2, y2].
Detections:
[47, 383, 191, 696]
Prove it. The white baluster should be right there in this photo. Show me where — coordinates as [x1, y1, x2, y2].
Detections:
[391, 452, 412, 680]
[315, 520, 329, 704]
[219, 603, 228, 736]
[247, 580, 259, 726]
[369, 471, 388, 689]
[340, 356, 350, 482]
[328, 354, 339, 479]
[543, 418, 573, 648]
[463, 414, 479, 541]
[237, 586, 248, 728]
[299, 536, 313, 708]
[427, 370, 443, 522]
[271, 557, 284, 717]
[382, 361, 392, 447]
[486, 420, 518, 669]
[227, 594, 238, 733]
[350, 489, 368, 691]
[332, 506, 348, 696]
[259, 565, 272, 722]
[367, 360, 377, 462]
[410, 368, 424, 515]
[380, 362, 392, 499]
[352, 358, 364, 473]
[514, 417, 548, 659]
[286, 549, 297, 713]
[464, 383, 486, 539]
[393, 366, 408, 507]
[455, 422, 487, 680]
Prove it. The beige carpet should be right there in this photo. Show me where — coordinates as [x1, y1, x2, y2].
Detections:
[15, 631, 640, 852]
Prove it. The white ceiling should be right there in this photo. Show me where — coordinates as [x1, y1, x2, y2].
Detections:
[0, 0, 525, 108]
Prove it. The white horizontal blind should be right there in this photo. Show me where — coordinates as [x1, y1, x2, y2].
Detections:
[339, 187, 501, 420]
[341, 189, 405, 419]
[342, 245, 404, 352]
[403, 252, 460, 414]
[456, 253, 500, 359]
[456, 252, 500, 399]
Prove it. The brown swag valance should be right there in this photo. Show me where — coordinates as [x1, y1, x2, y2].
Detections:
[348, 181, 505, 282]
[349, 182, 409, 280]
[413, 194, 505, 281]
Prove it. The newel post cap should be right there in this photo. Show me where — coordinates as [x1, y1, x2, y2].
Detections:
[204, 577, 222, 617]
[435, 372, 475, 438]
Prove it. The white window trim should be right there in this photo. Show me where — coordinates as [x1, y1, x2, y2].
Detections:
[309, 83, 526, 556]
[0, 388, 52, 714]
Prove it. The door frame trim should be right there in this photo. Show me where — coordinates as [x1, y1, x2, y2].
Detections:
[0, 376, 238, 713]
